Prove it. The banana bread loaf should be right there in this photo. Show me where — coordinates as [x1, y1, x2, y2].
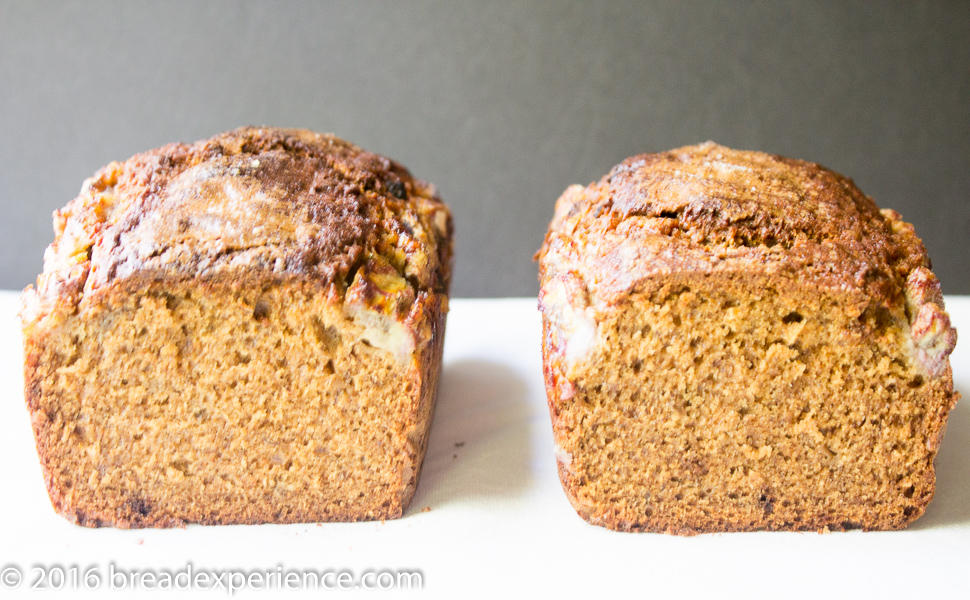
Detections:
[21, 127, 453, 527]
[537, 142, 958, 534]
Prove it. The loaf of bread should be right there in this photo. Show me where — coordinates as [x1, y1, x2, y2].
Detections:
[21, 127, 453, 527]
[537, 142, 958, 534]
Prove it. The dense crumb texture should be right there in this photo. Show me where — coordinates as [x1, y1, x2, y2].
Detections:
[537, 142, 958, 534]
[21, 127, 452, 527]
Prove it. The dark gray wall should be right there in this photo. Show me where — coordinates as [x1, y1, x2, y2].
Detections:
[2, 1, 968, 296]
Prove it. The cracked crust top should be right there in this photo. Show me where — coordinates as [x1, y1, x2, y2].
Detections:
[22, 127, 453, 333]
[537, 142, 956, 375]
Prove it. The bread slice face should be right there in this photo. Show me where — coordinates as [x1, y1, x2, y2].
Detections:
[21, 127, 452, 527]
[537, 143, 958, 534]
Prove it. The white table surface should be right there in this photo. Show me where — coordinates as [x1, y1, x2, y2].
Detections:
[1, 291, 968, 599]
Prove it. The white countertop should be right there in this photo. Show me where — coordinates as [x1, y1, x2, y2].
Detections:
[1, 292, 968, 599]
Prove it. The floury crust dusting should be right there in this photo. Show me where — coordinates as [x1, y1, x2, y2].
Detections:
[537, 142, 958, 534]
[21, 127, 453, 527]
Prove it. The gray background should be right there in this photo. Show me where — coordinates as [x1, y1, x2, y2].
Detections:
[2, 1, 968, 297]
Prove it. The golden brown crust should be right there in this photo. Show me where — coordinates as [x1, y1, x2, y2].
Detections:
[539, 142, 930, 315]
[538, 142, 956, 383]
[538, 143, 958, 534]
[23, 127, 452, 333]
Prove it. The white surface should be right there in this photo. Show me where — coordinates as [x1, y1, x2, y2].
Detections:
[1, 292, 968, 599]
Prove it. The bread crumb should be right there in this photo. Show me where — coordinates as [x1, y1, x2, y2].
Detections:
[421, 506, 431, 513]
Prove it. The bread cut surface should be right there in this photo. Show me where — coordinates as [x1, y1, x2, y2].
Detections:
[537, 142, 958, 534]
[21, 127, 452, 527]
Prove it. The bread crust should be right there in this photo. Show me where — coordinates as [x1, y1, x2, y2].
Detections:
[540, 142, 932, 312]
[22, 126, 451, 330]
